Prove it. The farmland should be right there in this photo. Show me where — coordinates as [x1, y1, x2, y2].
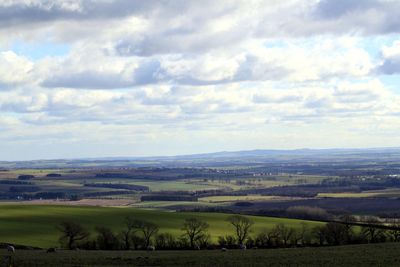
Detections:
[2, 149, 400, 221]
[1, 148, 400, 267]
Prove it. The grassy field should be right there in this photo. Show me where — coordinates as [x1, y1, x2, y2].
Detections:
[318, 188, 400, 198]
[2, 243, 400, 267]
[198, 195, 279, 203]
[0, 205, 322, 248]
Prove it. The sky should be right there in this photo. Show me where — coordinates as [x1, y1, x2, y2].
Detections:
[1, 0, 400, 160]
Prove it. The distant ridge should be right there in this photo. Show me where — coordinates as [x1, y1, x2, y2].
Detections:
[1, 147, 400, 169]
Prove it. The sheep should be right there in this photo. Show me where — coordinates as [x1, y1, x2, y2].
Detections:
[146, 245, 155, 251]
[6, 245, 15, 253]
[221, 247, 228, 252]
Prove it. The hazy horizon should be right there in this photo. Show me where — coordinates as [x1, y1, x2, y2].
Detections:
[1, 0, 400, 160]
[2, 146, 400, 162]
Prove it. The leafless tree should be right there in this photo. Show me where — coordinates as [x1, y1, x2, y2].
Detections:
[182, 217, 209, 249]
[385, 218, 400, 242]
[120, 216, 140, 250]
[255, 228, 277, 247]
[136, 220, 159, 247]
[312, 225, 326, 245]
[227, 215, 254, 245]
[58, 221, 89, 249]
[95, 226, 119, 250]
[273, 223, 294, 246]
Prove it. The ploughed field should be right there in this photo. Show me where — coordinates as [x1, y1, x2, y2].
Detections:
[0, 205, 322, 248]
[2, 242, 400, 267]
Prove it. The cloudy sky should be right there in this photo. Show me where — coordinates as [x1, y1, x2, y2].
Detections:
[1, 0, 400, 160]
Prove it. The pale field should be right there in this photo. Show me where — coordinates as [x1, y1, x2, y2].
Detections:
[318, 188, 400, 198]
[0, 198, 136, 207]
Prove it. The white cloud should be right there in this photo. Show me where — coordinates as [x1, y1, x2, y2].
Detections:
[0, 0, 399, 159]
[0, 51, 33, 88]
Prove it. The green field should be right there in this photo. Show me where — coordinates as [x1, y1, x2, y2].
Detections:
[0, 205, 321, 248]
[2, 243, 400, 267]
[129, 200, 222, 208]
[198, 195, 278, 203]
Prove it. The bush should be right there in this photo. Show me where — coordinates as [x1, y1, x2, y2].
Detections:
[17, 175, 34, 180]
[46, 173, 62, 177]
[286, 206, 332, 220]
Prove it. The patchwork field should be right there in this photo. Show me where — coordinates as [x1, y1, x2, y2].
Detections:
[0, 205, 321, 248]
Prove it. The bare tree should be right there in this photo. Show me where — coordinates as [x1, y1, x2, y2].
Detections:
[182, 217, 209, 249]
[387, 219, 400, 242]
[273, 223, 294, 246]
[95, 226, 119, 250]
[120, 216, 140, 250]
[340, 214, 356, 243]
[312, 225, 326, 246]
[255, 228, 277, 248]
[298, 222, 311, 246]
[227, 215, 254, 245]
[155, 233, 177, 249]
[58, 221, 89, 249]
[323, 222, 348, 245]
[136, 220, 159, 247]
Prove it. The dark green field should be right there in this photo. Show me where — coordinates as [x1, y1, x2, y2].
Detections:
[2, 242, 400, 267]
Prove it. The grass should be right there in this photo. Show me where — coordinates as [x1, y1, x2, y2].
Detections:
[2, 243, 400, 267]
[57, 179, 223, 192]
[0, 205, 321, 248]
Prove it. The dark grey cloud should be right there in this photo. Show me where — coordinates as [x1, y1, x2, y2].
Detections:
[0, 0, 153, 26]
[311, 0, 400, 35]
[314, 0, 378, 19]
[0, 0, 225, 27]
[41, 59, 164, 89]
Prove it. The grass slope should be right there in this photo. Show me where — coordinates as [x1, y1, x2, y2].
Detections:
[0, 205, 321, 248]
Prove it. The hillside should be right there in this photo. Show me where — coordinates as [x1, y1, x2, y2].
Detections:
[0, 205, 321, 248]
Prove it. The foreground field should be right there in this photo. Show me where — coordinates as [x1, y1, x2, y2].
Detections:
[0, 205, 321, 248]
[2, 242, 400, 267]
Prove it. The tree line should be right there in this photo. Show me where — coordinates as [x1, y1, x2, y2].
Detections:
[57, 214, 400, 250]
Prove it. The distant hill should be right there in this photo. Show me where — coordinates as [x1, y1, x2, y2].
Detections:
[1, 147, 400, 169]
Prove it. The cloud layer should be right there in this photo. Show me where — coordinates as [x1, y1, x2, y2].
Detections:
[0, 0, 399, 160]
